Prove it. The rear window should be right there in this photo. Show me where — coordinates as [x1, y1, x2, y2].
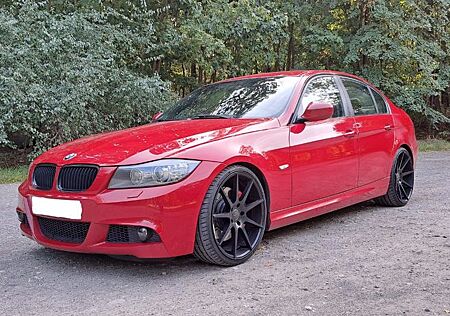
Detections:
[370, 88, 388, 113]
[342, 79, 377, 116]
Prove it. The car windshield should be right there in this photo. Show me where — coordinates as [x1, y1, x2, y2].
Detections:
[158, 76, 300, 121]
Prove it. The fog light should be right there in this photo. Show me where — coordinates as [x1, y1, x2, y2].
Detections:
[17, 211, 26, 223]
[137, 227, 148, 242]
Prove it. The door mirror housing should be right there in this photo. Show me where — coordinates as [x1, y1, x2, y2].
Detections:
[152, 112, 163, 121]
[296, 102, 334, 123]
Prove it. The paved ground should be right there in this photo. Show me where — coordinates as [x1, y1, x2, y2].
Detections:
[1, 151, 449, 315]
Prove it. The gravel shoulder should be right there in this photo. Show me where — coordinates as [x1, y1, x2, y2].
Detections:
[1, 151, 449, 315]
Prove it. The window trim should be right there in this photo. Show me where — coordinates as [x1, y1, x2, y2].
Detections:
[334, 75, 355, 116]
[368, 86, 391, 114]
[290, 74, 350, 124]
[368, 88, 380, 113]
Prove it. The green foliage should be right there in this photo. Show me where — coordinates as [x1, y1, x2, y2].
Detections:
[1, 0, 449, 161]
[0, 1, 175, 158]
[340, 0, 450, 128]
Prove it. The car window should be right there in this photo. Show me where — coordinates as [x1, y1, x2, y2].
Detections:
[158, 76, 300, 120]
[370, 88, 388, 113]
[299, 76, 345, 118]
[342, 79, 377, 116]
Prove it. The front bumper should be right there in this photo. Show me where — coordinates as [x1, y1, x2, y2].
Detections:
[17, 161, 221, 258]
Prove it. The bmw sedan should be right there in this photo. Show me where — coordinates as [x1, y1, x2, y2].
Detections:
[16, 70, 417, 266]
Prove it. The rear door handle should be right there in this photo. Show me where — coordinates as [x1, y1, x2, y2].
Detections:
[343, 130, 356, 137]
[384, 124, 392, 131]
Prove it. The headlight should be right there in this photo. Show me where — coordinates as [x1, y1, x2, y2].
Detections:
[108, 159, 200, 189]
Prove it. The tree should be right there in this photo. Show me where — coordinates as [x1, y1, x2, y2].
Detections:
[0, 1, 174, 157]
[1, 0, 449, 159]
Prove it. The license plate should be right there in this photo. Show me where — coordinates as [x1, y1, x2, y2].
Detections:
[31, 196, 82, 220]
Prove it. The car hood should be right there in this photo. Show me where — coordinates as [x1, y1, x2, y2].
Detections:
[34, 118, 278, 166]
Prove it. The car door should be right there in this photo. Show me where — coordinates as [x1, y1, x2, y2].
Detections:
[339, 77, 395, 187]
[290, 75, 359, 206]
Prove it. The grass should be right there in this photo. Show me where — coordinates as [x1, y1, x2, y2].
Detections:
[0, 165, 28, 184]
[418, 139, 450, 152]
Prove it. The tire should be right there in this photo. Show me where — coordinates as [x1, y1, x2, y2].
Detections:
[194, 165, 267, 266]
[375, 147, 414, 207]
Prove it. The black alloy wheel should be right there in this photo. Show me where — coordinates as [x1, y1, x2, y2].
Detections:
[394, 150, 414, 202]
[376, 148, 414, 207]
[194, 165, 267, 266]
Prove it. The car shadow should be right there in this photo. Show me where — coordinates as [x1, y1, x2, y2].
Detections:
[263, 200, 376, 241]
[30, 247, 213, 270]
[28, 200, 377, 273]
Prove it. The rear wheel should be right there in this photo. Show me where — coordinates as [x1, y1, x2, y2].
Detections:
[375, 148, 414, 207]
[194, 165, 267, 266]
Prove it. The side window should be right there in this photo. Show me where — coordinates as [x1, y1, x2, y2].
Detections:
[370, 88, 388, 113]
[342, 79, 377, 116]
[300, 76, 345, 118]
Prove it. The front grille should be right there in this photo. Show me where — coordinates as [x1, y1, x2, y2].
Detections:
[58, 165, 98, 192]
[107, 225, 161, 243]
[33, 164, 56, 190]
[38, 217, 90, 244]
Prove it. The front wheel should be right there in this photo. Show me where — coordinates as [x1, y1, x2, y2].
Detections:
[194, 165, 267, 266]
[375, 148, 414, 207]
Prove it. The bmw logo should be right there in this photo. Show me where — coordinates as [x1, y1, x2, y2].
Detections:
[64, 153, 77, 160]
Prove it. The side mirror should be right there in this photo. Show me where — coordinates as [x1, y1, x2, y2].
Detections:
[297, 102, 334, 123]
[152, 112, 163, 121]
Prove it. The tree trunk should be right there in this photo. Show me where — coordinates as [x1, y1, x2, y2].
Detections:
[152, 59, 161, 73]
[275, 42, 281, 71]
[191, 63, 197, 78]
[286, 20, 295, 70]
[198, 66, 203, 84]
[359, 0, 374, 69]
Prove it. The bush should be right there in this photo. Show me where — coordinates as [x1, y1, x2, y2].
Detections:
[0, 2, 175, 159]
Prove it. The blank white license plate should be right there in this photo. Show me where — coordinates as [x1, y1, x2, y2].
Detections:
[31, 196, 82, 220]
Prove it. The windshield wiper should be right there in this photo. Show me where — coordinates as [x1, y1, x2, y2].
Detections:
[190, 114, 231, 120]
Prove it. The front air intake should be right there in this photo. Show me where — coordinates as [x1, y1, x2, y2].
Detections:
[38, 217, 90, 244]
[107, 225, 161, 243]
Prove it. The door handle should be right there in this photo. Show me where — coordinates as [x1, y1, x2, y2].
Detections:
[343, 129, 356, 137]
[384, 124, 392, 131]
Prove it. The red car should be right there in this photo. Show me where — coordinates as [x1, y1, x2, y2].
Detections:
[16, 70, 417, 266]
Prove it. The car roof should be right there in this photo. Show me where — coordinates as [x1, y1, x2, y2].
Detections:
[221, 70, 371, 85]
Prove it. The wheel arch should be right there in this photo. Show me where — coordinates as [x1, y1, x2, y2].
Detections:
[399, 143, 414, 166]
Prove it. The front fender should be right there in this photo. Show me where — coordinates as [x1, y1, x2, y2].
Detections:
[170, 127, 292, 212]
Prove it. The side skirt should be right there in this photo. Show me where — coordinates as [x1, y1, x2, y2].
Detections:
[268, 177, 389, 230]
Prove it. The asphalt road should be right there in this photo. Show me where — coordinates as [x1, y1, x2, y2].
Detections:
[1, 151, 449, 316]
